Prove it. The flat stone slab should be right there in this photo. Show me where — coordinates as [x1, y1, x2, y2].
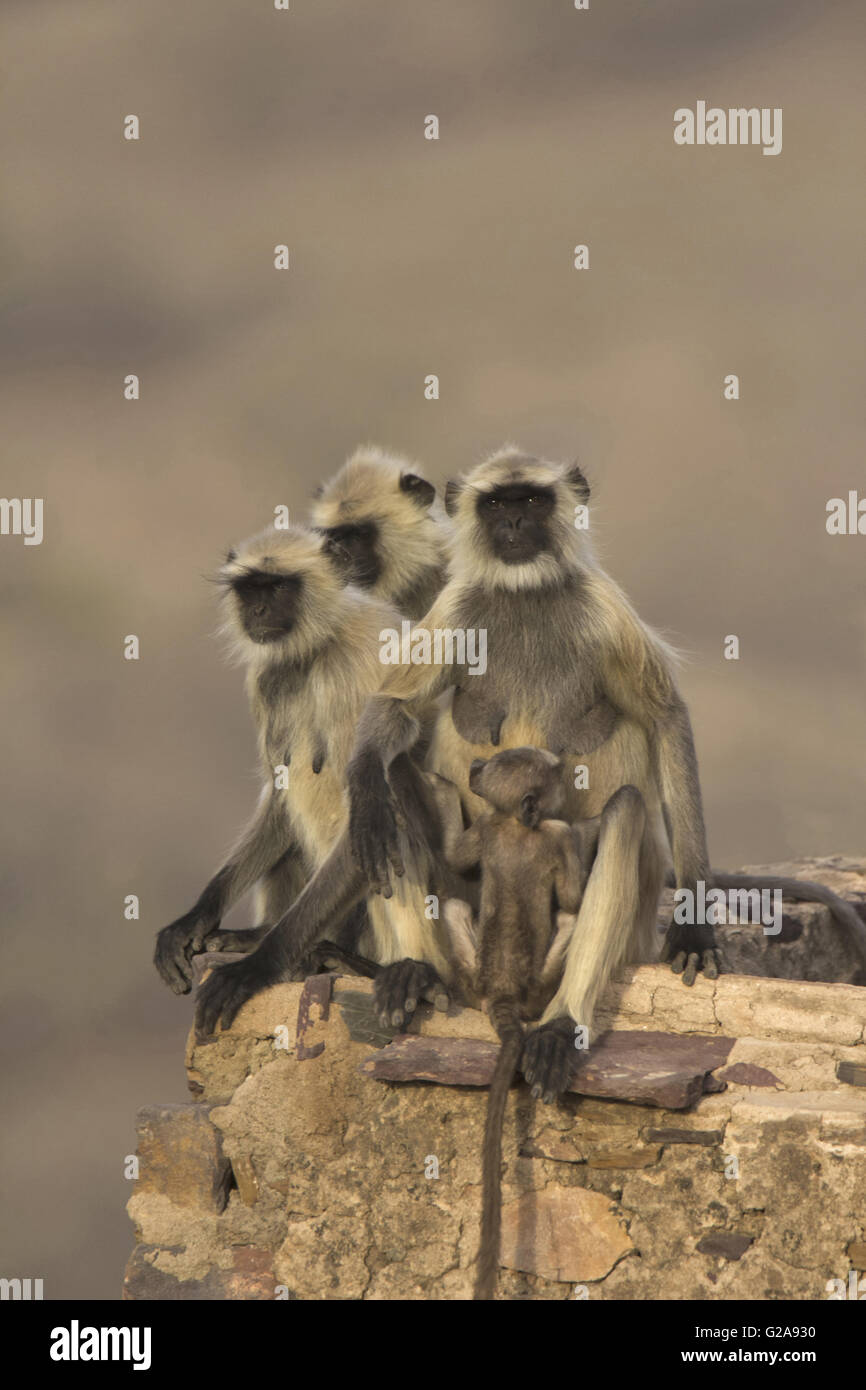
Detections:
[360, 1029, 735, 1109]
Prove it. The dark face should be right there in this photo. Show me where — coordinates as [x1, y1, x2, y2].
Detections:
[476, 483, 556, 564]
[320, 521, 381, 589]
[232, 569, 303, 643]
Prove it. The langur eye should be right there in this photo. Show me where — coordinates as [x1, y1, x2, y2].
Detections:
[528, 495, 544, 504]
[486, 497, 502, 508]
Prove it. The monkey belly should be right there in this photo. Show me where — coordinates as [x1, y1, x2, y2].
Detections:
[282, 760, 349, 867]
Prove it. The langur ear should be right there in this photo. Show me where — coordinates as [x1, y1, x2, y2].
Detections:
[565, 462, 590, 505]
[311, 483, 324, 500]
[224, 548, 237, 564]
[399, 473, 436, 508]
[520, 792, 540, 828]
[444, 479, 463, 517]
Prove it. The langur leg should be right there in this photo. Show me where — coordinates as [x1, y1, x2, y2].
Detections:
[626, 821, 667, 967]
[205, 845, 308, 955]
[525, 785, 648, 1100]
[195, 832, 368, 1036]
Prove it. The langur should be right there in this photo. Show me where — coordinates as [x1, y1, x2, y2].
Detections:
[154, 525, 455, 1004]
[440, 747, 595, 1300]
[194, 448, 865, 1071]
[312, 446, 450, 619]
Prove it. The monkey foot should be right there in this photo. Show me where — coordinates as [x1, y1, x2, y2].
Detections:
[373, 959, 449, 1030]
[661, 921, 722, 986]
[203, 925, 270, 955]
[194, 943, 285, 1038]
[522, 1018, 576, 1103]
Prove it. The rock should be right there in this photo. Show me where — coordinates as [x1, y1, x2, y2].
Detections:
[126, 858, 866, 1300]
[123, 1243, 274, 1300]
[645, 1128, 723, 1146]
[361, 1029, 734, 1109]
[696, 1232, 753, 1260]
[499, 1186, 633, 1283]
[132, 1104, 232, 1212]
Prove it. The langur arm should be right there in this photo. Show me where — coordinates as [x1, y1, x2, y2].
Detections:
[600, 612, 719, 984]
[445, 823, 483, 876]
[552, 825, 587, 914]
[347, 624, 456, 891]
[154, 789, 291, 994]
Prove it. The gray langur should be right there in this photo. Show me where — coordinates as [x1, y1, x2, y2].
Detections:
[440, 747, 595, 1301]
[311, 445, 450, 620]
[154, 524, 454, 1002]
[193, 448, 866, 1068]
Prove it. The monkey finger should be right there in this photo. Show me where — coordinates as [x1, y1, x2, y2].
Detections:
[681, 951, 700, 986]
[420, 981, 450, 1012]
[165, 962, 192, 996]
[154, 939, 193, 995]
[668, 949, 687, 975]
[702, 949, 721, 980]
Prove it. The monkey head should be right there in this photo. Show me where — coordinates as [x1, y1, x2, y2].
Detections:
[469, 746, 564, 828]
[444, 447, 591, 591]
[219, 525, 348, 662]
[311, 445, 447, 601]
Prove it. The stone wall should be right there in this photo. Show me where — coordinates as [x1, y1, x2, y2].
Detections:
[125, 858, 866, 1300]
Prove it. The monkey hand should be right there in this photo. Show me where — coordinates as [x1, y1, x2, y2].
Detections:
[347, 751, 404, 896]
[194, 934, 286, 1038]
[522, 1017, 576, 1104]
[661, 919, 722, 986]
[154, 911, 218, 995]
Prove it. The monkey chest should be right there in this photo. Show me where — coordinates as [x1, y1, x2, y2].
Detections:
[450, 678, 617, 757]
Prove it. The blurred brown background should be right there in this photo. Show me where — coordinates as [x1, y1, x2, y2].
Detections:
[1, 0, 863, 1298]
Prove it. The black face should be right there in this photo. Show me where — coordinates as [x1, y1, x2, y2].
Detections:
[476, 483, 556, 564]
[320, 521, 381, 589]
[232, 569, 303, 643]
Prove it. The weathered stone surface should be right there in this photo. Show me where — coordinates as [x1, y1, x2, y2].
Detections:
[716, 1062, 781, 1088]
[645, 1128, 722, 1146]
[361, 1029, 734, 1109]
[295, 974, 333, 1060]
[696, 1232, 753, 1261]
[127, 859, 866, 1300]
[133, 1104, 232, 1212]
[123, 1243, 274, 1300]
[499, 1186, 633, 1283]
[658, 856, 866, 986]
[586, 1147, 661, 1169]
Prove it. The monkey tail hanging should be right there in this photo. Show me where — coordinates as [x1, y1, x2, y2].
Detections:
[475, 1000, 525, 1301]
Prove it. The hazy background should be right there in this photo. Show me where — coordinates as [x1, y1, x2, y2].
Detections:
[1, 0, 864, 1298]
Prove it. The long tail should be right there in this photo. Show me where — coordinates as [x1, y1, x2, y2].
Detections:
[709, 872, 866, 970]
[475, 1001, 524, 1302]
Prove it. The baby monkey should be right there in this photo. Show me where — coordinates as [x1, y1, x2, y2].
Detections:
[441, 746, 596, 1300]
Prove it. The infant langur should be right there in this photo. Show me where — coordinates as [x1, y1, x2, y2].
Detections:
[441, 747, 596, 1301]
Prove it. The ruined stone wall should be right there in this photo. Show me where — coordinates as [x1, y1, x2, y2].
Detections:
[125, 858, 866, 1300]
